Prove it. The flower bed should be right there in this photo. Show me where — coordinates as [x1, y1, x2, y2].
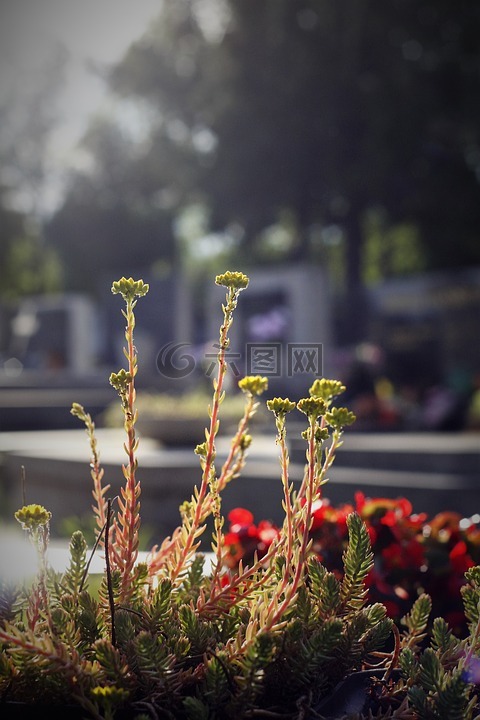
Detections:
[224, 495, 480, 636]
[1, 272, 479, 719]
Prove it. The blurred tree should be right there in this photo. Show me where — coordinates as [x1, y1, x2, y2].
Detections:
[0, 44, 66, 216]
[46, 116, 177, 294]
[0, 45, 65, 301]
[0, 211, 62, 301]
[47, 0, 480, 339]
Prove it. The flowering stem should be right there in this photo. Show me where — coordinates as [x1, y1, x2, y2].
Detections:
[147, 384, 262, 577]
[299, 415, 316, 561]
[104, 498, 116, 647]
[109, 277, 148, 602]
[115, 295, 141, 601]
[216, 394, 255, 492]
[14, 504, 53, 631]
[264, 415, 316, 632]
[71, 403, 110, 544]
[271, 411, 294, 590]
[170, 282, 245, 585]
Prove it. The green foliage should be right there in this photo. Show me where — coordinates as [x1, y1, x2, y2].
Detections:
[363, 212, 427, 284]
[1, 271, 479, 719]
[62, 530, 88, 596]
[183, 697, 210, 720]
[340, 512, 373, 611]
[317, 571, 341, 617]
[431, 617, 462, 661]
[42, 0, 480, 353]
[402, 593, 432, 651]
[406, 647, 477, 720]
[461, 566, 480, 632]
[0, 220, 63, 301]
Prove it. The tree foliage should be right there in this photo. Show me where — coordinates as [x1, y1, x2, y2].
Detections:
[46, 0, 480, 332]
[0, 42, 65, 301]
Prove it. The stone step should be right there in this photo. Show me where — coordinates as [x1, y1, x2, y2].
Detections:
[288, 426, 480, 475]
[1, 430, 479, 548]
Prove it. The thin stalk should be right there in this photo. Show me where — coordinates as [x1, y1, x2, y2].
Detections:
[198, 536, 280, 617]
[216, 394, 256, 492]
[169, 285, 242, 585]
[71, 403, 110, 545]
[263, 416, 316, 631]
[104, 498, 116, 647]
[277, 413, 294, 563]
[261, 412, 294, 611]
[147, 396, 256, 578]
[113, 295, 141, 602]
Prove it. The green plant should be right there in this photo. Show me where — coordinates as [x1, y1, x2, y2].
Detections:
[0, 271, 479, 719]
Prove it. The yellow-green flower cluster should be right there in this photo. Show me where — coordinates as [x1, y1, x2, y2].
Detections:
[90, 685, 130, 704]
[111, 277, 149, 302]
[309, 378, 346, 402]
[15, 504, 52, 531]
[302, 425, 330, 442]
[238, 375, 269, 396]
[297, 397, 327, 419]
[215, 271, 249, 291]
[194, 442, 207, 457]
[325, 407, 356, 429]
[70, 402, 88, 422]
[239, 433, 253, 450]
[109, 369, 133, 393]
[267, 397, 296, 416]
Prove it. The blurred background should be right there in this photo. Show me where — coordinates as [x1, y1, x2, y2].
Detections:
[1, 0, 480, 433]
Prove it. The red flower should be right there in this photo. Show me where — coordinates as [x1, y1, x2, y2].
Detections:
[228, 508, 254, 526]
[449, 541, 475, 574]
[257, 520, 279, 547]
[381, 539, 424, 572]
[381, 510, 398, 527]
[355, 491, 366, 512]
[223, 498, 476, 633]
[311, 498, 328, 530]
[367, 525, 377, 546]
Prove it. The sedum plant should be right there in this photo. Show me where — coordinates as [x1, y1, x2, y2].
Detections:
[0, 271, 479, 719]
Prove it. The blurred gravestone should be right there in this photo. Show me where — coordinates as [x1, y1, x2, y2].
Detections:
[7, 294, 97, 374]
[207, 265, 332, 396]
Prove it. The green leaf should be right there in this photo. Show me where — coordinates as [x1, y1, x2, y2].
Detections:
[402, 593, 432, 649]
[308, 555, 326, 585]
[399, 647, 417, 681]
[431, 617, 461, 659]
[418, 647, 442, 693]
[62, 530, 88, 596]
[434, 670, 471, 720]
[408, 685, 428, 715]
[179, 605, 214, 655]
[133, 630, 173, 676]
[318, 572, 341, 616]
[340, 512, 373, 611]
[183, 696, 210, 720]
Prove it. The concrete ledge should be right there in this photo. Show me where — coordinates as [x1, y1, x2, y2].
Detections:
[289, 427, 480, 474]
[1, 430, 479, 546]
